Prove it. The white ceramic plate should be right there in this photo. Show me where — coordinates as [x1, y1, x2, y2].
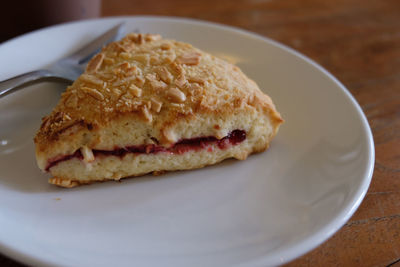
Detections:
[0, 17, 374, 267]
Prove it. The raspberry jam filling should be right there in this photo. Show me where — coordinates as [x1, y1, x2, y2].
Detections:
[45, 129, 246, 171]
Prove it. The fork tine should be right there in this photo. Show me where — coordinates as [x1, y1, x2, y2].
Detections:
[66, 22, 125, 64]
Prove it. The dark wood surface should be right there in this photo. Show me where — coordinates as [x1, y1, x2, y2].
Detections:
[1, 0, 399, 266]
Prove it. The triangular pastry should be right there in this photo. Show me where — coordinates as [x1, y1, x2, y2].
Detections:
[34, 33, 283, 187]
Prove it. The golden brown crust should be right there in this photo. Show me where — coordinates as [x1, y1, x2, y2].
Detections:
[34, 33, 283, 179]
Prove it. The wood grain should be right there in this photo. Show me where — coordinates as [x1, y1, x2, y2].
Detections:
[1, 0, 399, 266]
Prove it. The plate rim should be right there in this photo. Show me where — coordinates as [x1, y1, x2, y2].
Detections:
[0, 15, 375, 267]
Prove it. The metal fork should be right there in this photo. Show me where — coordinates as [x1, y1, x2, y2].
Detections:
[0, 23, 124, 98]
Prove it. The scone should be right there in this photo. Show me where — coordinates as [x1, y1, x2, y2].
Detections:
[34, 33, 283, 188]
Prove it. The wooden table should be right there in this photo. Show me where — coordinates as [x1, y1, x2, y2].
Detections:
[1, 0, 399, 266]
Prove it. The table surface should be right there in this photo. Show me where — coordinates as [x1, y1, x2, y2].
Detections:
[1, 0, 399, 266]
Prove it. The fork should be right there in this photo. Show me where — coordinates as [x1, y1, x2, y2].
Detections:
[0, 22, 124, 98]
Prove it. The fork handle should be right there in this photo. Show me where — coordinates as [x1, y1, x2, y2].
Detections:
[0, 70, 53, 98]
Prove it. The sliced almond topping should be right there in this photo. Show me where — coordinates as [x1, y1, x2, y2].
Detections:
[86, 53, 104, 73]
[167, 87, 186, 103]
[112, 79, 126, 87]
[127, 33, 144, 44]
[112, 88, 122, 97]
[150, 98, 163, 113]
[155, 66, 173, 84]
[135, 76, 145, 87]
[119, 62, 131, 72]
[145, 73, 157, 81]
[145, 34, 162, 42]
[80, 146, 95, 163]
[170, 62, 185, 75]
[160, 43, 171, 50]
[63, 113, 71, 121]
[150, 55, 161, 65]
[146, 73, 167, 91]
[120, 52, 131, 60]
[163, 53, 176, 64]
[128, 84, 142, 97]
[123, 42, 135, 52]
[121, 76, 137, 85]
[112, 68, 122, 75]
[103, 57, 115, 65]
[176, 52, 201, 65]
[175, 75, 187, 88]
[141, 105, 152, 122]
[151, 80, 167, 91]
[126, 33, 137, 41]
[98, 72, 114, 80]
[188, 76, 205, 85]
[82, 87, 104, 100]
[132, 54, 149, 65]
[80, 74, 104, 86]
[114, 43, 129, 53]
[126, 65, 137, 75]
